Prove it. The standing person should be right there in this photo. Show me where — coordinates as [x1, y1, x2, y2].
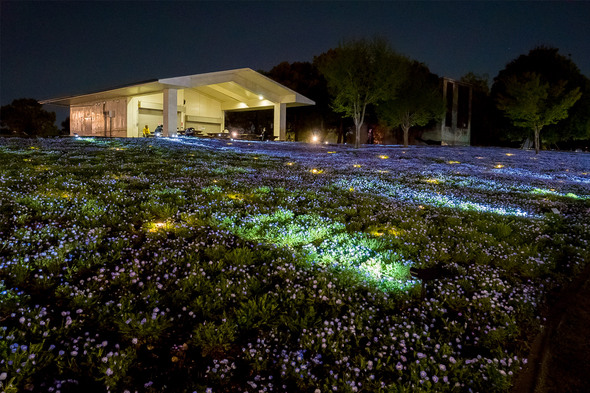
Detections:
[142, 125, 150, 137]
[367, 128, 373, 144]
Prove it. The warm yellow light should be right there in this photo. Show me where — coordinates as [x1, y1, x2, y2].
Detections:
[425, 178, 439, 184]
[349, 187, 354, 192]
[447, 160, 461, 164]
[311, 135, 320, 143]
[327, 151, 336, 154]
[285, 162, 294, 166]
[310, 168, 324, 174]
[149, 221, 170, 232]
[494, 164, 504, 169]
[353, 164, 361, 168]
[258, 95, 264, 100]
[505, 153, 514, 156]
[379, 155, 389, 159]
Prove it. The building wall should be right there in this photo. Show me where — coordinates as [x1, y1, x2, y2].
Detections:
[440, 79, 471, 146]
[420, 78, 472, 146]
[70, 99, 127, 137]
[70, 89, 225, 137]
[183, 89, 223, 133]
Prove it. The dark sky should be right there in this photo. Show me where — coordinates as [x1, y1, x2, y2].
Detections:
[2, 0, 590, 122]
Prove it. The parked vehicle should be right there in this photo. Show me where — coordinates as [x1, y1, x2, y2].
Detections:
[152, 125, 163, 137]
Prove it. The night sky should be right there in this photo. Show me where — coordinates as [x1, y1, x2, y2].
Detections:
[2, 1, 590, 124]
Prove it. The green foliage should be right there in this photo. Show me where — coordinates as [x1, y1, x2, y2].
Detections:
[317, 37, 408, 147]
[492, 46, 590, 149]
[378, 61, 445, 147]
[496, 72, 581, 153]
[1, 138, 588, 392]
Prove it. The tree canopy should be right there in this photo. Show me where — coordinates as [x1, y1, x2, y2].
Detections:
[0, 98, 60, 137]
[317, 37, 407, 148]
[378, 61, 443, 147]
[492, 47, 589, 148]
[263, 61, 338, 142]
[496, 72, 581, 154]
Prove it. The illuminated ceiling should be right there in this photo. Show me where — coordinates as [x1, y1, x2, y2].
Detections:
[40, 68, 315, 109]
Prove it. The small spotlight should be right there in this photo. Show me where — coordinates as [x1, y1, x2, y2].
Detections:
[311, 135, 319, 143]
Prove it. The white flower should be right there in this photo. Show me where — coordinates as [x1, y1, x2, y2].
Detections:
[0, 372, 7, 381]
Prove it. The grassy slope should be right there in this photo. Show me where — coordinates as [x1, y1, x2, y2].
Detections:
[0, 137, 589, 393]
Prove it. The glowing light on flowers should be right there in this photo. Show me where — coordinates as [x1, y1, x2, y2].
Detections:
[505, 153, 514, 156]
[353, 164, 361, 168]
[147, 221, 173, 232]
[310, 168, 324, 174]
[379, 155, 389, 159]
[447, 160, 461, 164]
[494, 164, 504, 168]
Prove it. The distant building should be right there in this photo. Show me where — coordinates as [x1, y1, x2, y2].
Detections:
[40, 68, 314, 140]
[421, 77, 472, 146]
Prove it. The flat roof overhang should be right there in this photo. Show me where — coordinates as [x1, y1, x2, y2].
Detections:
[40, 68, 315, 109]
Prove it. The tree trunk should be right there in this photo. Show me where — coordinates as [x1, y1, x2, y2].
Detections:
[355, 122, 361, 149]
[534, 127, 541, 154]
[354, 102, 367, 149]
[402, 125, 410, 147]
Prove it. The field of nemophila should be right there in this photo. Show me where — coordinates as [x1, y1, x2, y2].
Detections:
[1, 137, 589, 393]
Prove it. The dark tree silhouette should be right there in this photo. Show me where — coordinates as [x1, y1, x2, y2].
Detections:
[0, 98, 60, 136]
[378, 61, 444, 147]
[492, 47, 589, 149]
[317, 37, 407, 148]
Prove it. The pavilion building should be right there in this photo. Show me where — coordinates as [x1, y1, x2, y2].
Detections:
[40, 68, 315, 140]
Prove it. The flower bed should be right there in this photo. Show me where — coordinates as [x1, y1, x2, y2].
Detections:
[1, 137, 589, 392]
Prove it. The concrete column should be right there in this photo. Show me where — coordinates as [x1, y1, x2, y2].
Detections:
[163, 88, 178, 137]
[273, 103, 286, 141]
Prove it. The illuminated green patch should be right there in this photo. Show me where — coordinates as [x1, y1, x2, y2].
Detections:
[216, 209, 415, 291]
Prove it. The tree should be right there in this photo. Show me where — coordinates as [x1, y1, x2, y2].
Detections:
[495, 72, 581, 154]
[263, 61, 338, 142]
[61, 116, 70, 134]
[0, 98, 60, 136]
[492, 47, 590, 149]
[317, 37, 407, 148]
[378, 61, 444, 147]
